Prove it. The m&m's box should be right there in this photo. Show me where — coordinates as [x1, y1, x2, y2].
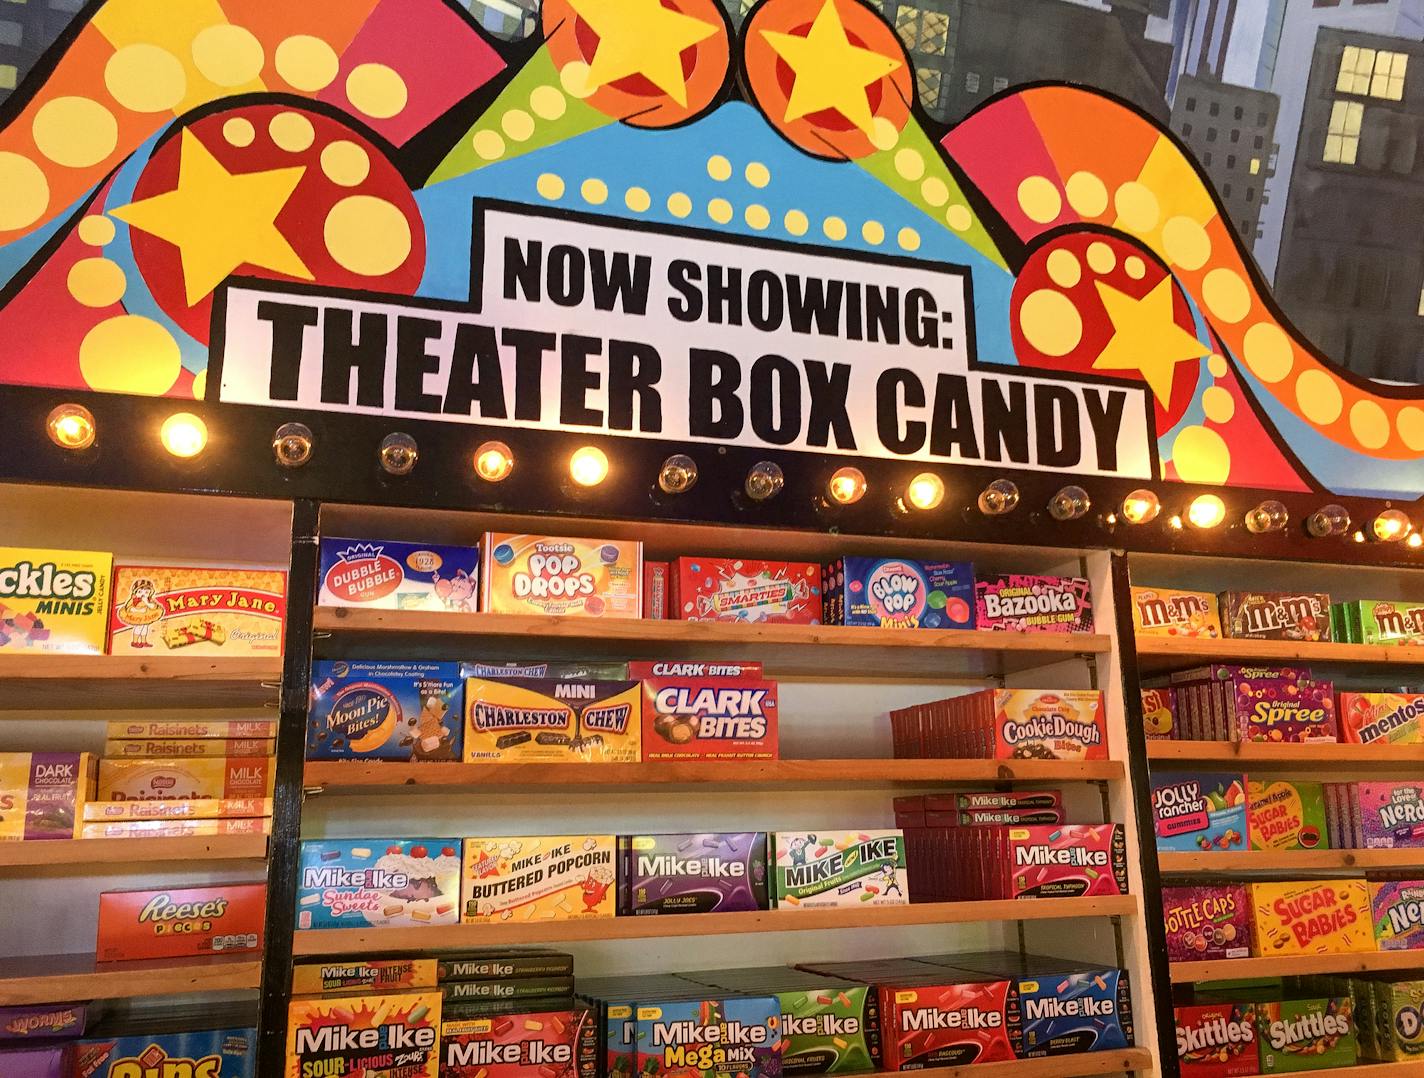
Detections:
[1334, 599, 1424, 645]
[1131, 586, 1222, 638]
[673, 557, 819, 624]
[1221, 591, 1332, 641]
[481, 534, 641, 618]
[821, 557, 974, 629]
[1142, 687, 1176, 739]
[0, 547, 110, 653]
[1248, 879, 1374, 956]
[317, 538, 480, 611]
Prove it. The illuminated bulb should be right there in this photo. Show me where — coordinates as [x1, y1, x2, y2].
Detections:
[658, 454, 698, 494]
[379, 432, 417, 476]
[1245, 499, 1288, 534]
[1373, 509, 1413, 542]
[1048, 485, 1090, 521]
[977, 479, 1020, 516]
[272, 422, 313, 468]
[474, 441, 514, 482]
[745, 461, 784, 502]
[904, 472, 945, 512]
[1306, 504, 1351, 538]
[1168, 514, 1184, 530]
[1353, 530, 1366, 543]
[1187, 493, 1227, 529]
[827, 466, 867, 506]
[1409, 532, 1423, 549]
[569, 446, 609, 487]
[46, 403, 95, 450]
[1120, 489, 1161, 525]
[160, 412, 207, 458]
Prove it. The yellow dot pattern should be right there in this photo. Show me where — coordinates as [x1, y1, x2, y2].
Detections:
[625, 186, 651, 213]
[745, 204, 770, 230]
[1162, 215, 1211, 271]
[105, 44, 186, 113]
[823, 216, 847, 241]
[784, 209, 809, 236]
[921, 177, 948, 207]
[1351, 399, 1389, 450]
[324, 195, 411, 276]
[223, 117, 255, 147]
[581, 178, 608, 205]
[861, 220, 884, 245]
[269, 112, 314, 153]
[1201, 385, 1235, 424]
[1019, 289, 1082, 357]
[502, 109, 534, 142]
[898, 227, 921, 252]
[1202, 268, 1250, 323]
[667, 192, 692, 218]
[79, 315, 181, 395]
[1398, 407, 1424, 451]
[945, 205, 972, 232]
[67, 257, 126, 307]
[708, 197, 733, 224]
[559, 60, 594, 98]
[1114, 181, 1160, 233]
[1086, 241, 1115, 275]
[894, 148, 925, 182]
[1207, 353, 1228, 378]
[1172, 425, 1230, 484]
[321, 141, 370, 187]
[1017, 176, 1061, 224]
[346, 63, 408, 119]
[537, 173, 565, 200]
[1046, 249, 1081, 289]
[78, 215, 115, 247]
[32, 96, 117, 168]
[1124, 256, 1145, 280]
[870, 117, 899, 152]
[530, 85, 567, 121]
[473, 130, 505, 161]
[707, 155, 732, 182]
[745, 162, 770, 188]
[1295, 368, 1342, 425]
[1065, 171, 1108, 218]
[191, 24, 264, 87]
[275, 35, 338, 92]
[1243, 322, 1293, 383]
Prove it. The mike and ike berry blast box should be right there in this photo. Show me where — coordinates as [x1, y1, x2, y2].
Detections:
[286, 990, 441, 1078]
[0, 547, 110, 653]
[95, 882, 265, 961]
[481, 533, 641, 618]
[1248, 879, 1374, 956]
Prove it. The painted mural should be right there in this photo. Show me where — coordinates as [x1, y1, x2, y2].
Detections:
[0, 0, 1421, 497]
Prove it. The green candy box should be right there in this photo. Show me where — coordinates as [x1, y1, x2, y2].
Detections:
[1256, 997, 1357, 1073]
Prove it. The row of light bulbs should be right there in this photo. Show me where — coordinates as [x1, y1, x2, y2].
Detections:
[42, 403, 1419, 544]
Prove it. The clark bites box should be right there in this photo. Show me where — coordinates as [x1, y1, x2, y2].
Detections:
[0, 547, 110, 653]
[308, 660, 463, 762]
[286, 991, 440, 1077]
[773, 830, 907, 909]
[297, 839, 463, 930]
[481, 534, 641, 618]
[317, 538, 480, 611]
[108, 566, 285, 655]
[640, 669, 778, 760]
[95, 883, 265, 961]
[73, 1027, 258, 1078]
[461, 835, 616, 921]
[1248, 879, 1374, 956]
[465, 678, 640, 763]
[0, 752, 95, 840]
[1130, 586, 1223, 638]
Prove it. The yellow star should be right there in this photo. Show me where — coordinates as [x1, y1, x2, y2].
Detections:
[112, 129, 312, 306]
[1093, 277, 1210, 404]
[566, 0, 719, 108]
[760, 0, 901, 137]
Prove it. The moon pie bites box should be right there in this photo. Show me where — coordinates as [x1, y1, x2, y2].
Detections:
[74, 1027, 258, 1078]
[821, 558, 974, 629]
[95, 882, 265, 961]
[773, 830, 907, 909]
[1248, 879, 1374, 956]
[318, 537, 480, 610]
[1338, 692, 1424, 745]
[296, 839, 463, 929]
[0, 753, 95, 840]
[1131, 586, 1223, 638]
[0, 547, 110, 653]
[1151, 772, 1249, 852]
[1220, 591, 1332, 641]
[309, 660, 463, 762]
[975, 574, 1093, 632]
[618, 833, 770, 914]
[1370, 880, 1424, 950]
[634, 995, 782, 1078]
[461, 835, 616, 922]
[1250, 780, 1329, 851]
[109, 565, 285, 655]
[640, 670, 778, 760]
[673, 557, 820, 624]
[481, 533, 641, 618]
[1175, 1001, 1259, 1077]
[464, 677, 640, 763]
[1162, 884, 1253, 961]
[286, 990, 440, 1078]
[1256, 997, 1357, 1073]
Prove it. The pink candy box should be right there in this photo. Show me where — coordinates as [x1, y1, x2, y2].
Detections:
[1002, 823, 1127, 898]
[1355, 782, 1424, 848]
[974, 575, 1093, 633]
[1161, 883, 1253, 961]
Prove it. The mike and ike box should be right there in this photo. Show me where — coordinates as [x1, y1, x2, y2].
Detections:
[95, 883, 266, 961]
[465, 678, 640, 763]
[292, 958, 438, 996]
[462, 835, 617, 922]
[286, 990, 441, 1078]
[0, 547, 111, 653]
[481, 534, 641, 618]
[108, 565, 286, 655]
[1248, 879, 1374, 957]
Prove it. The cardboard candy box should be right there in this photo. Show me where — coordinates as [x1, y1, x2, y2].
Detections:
[108, 565, 286, 655]
[1231, 677, 1336, 743]
[618, 832, 770, 915]
[464, 677, 641, 763]
[1353, 782, 1424, 848]
[296, 839, 463, 930]
[1250, 780, 1329, 851]
[975, 574, 1093, 633]
[0, 547, 111, 653]
[1151, 772, 1249, 852]
[0, 1044, 68, 1077]
[994, 690, 1107, 761]
[0, 1003, 87, 1041]
[1338, 692, 1424, 745]
[1004, 824, 1128, 899]
[73, 1027, 258, 1078]
[481, 533, 641, 618]
[1370, 879, 1424, 950]
[1175, 1001, 1258, 1077]
[286, 991, 440, 1077]
[634, 995, 782, 1078]
[1162, 884, 1253, 961]
[773, 830, 908, 909]
[673, 557, 820, 624]
[317, 537, 480, 610]
[1334, 599, 1424, 645]
[881, 977, 1018, 1067]
[1248, 879, 1374, 957]
[461, 835, 616, 922]
[1220, 591, 1332, 641]
[1013, 963, 1133, 1057]
[95, 883, 266, 961]
[308, 660, 463, 762]
[1131, 586, 1222, 638]
[640, 670, 779, 760]
[1141, 687, 1176, 739]
[441, 1009, 592, 1077]
[96, 757, 274, 802]
[0, 752, 95, 840]
[821, 557, 974, 630]
[1255, 997, 1357, 1073]
[292, 957, 438, 995]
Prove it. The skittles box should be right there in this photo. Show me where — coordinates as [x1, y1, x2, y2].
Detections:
[975, 574, 1093, 633]
[74, 1027, 257, 1078]
[1338, 691, 1424, 745]
[481, 533, 641, 618]
[773, 830, 907, 909]
[1142, 687, 1176, 738]
[1131, 586, 1223, 638]
[1220, 591, 1332, 641]
[618, 833, 770, 914]
[1354, 782, 1424, 847]
[640, 669, 778, 760]
[1370, 879, 1424, 950]
[1248, 879, 1374, 956]
[1175, 1001, 1259, 1077]
[292, 957, 438, 996]
[286, 991, 440, 1077]
[440, 1009, 591, 1077]
[296, 839, 463, 930]
[1250, 780, 1329, 851]
[1014, 964, 1133, 1057]
[1335, 599, 1424, 645]
[317, 537, 480, 611]
[95, 883, 265, 961]
[0, 547, 110, 653]
[108, 565, 285, 655]
[0, 752, 95, 840]
[673, 557, 820, 624]
[1151, 772, 1249, 852]
[1256, 997, 1357, 1072]
[821, 557, 974, 630]
[634, 995, 782, 1077]
[461, 835, 616, 922]
[994, 689, 1107, 760]
[308, 660, 463, 762]
[1162, 884, 1253, 961]
[464, 677, 640, 763]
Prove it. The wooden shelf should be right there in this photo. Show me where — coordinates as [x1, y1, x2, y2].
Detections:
[294, 896, 1138, 954]
[312, 608, 1109, 679]
[1147, 740, 1424, 771]
[863, 1051, 1154, 1077]
[1160, 848, 1424, 873]
[305, 757, 1126, 792]
[1275, 1063, 1424, 1077]
[1137, 635, 1424, 675]
[0, 655, 281, 710]
[1170, 949, 1424, 983]
[0, 952, 262, 1005]
[0, 833, 269, 868]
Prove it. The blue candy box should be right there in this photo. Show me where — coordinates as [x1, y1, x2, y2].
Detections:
[823, 557, 975, 630]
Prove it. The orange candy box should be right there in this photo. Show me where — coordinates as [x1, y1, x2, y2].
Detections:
[96, 882, 266, 961]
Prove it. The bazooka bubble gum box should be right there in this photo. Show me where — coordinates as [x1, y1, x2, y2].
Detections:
[673, 557, 820, 624]
[773, 830, 907, 909]
[74, 1026, 258, 1078]
[1370, 879, 1424, 950]
[1131, 586, 1223, 638]
[1151, 773, 1249, 852]
[296, 839, 462, 930]
[1175, 1001, 1259, 1077]
[821, 558, 974, 630]
[0, 547, 110, 653]
[481, 534, 641, 618]
[286, 990, 440, 1077]
[317, 538, 480, 610]
[618, 833, 770, 914]
[1162, 884, 1253, 961]
[634, 995, 782, 1077]
[465, 678, 640, 763]
[1248, 879, 1374, 956]
[308, 661, 462, 762]
[461, 835, 616, 922]
[975, 574, 1093, 633]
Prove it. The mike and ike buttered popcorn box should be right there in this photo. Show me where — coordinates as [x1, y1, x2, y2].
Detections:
[481, 534, 641, 618]
[0, 547, 110, 653]
[1248, 879, 1374, 957]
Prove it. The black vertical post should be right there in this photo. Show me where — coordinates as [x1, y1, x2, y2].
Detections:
[257, 498, 320, 1071]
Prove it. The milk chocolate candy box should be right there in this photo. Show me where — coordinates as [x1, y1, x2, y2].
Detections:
[1220, 591, 1332, 641]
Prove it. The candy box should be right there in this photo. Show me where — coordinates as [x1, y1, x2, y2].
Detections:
[286, 991, 440, 1077]
[773, 830, 907, 909]
[673, 557, 819, 624]
[0, 1003, 86, 1041]
[974, 574, 1093, 633]
[461, 835, 616, 921]
[96, 757, 274, 802]
[1220, 591, 1332, 641]
[465, 678, 640, 763]
[82, 797, 271, 821]
[0, 547, 110, 653]
[618, 833, 770, 914]
[1370, 880, 1424, 950]
[441, 1009, 589, 1077]
[1142, 687, 1176, 739]
[109, 565, 285, 655]
[0, 753, 95, 840]
[1151, 773, 1249, 852]
[645, 561, 670, 620]
[1175, 1001, 1259, 1077]
[481, 533, 641, 618]
[308, 660, 463, 762]
[822, 557, 974, 630]
[79, 817, 271, 839]
[1248, 879, 1374, 956]
[994, 690, 1107, 760]
[317, 537, 480, 610]
[103, 737, 273, 758]
[1233, 678, 1336, 743]
[1162, 884, 1253, 961]
[634, 994, 782, 1077]
[296, 839, 463, 930]
[1256, 997, 1356, 1072]
[74, 1027, 257, 1078]
[461, 660, 631, 680]
[291, 957, 438, 995]
[1337, 599, 1424, 645]
[442, 977, 573, 1002]
[1338, 692, 1424, 745]
[1003, 824, 1128, 898]
[1373, 979, 1424, 1060]
[1354, 782, 1424, 848]
[876, 976, 1016, 1068]
[1131, 586, 1222, 638]
[95, 883, 265, 961]
[0, 1045, 68, 1077]
[1014, 965, 1133, 1056]
[105, 719, 276, 740]
[438, 951, 574, 981]
[1250, 781, 1329, 851]
[641, 673, 778, 760]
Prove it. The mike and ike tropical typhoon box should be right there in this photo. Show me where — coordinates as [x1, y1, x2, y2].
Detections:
[0, 547, 111, 653]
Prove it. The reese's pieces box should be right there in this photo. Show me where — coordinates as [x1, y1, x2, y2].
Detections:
[95, 882, 265, 960]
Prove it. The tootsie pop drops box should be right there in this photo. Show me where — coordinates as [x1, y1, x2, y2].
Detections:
[0, 547, 110, 653]
[108, 566, 286, 655]
[481, 533, 641, 618]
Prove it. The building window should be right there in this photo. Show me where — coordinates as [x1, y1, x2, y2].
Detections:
[1324, 99, 1363, 164]
[1227, 154, 1236, 168]
[895, 7, 949, 56]
[1186, 96, 1197, 112]
[0, 63, 14, 89]
[1230, 128, 1240, 142]
[1209, 101, 1220, 116]
[1254, 134, 1264, 148]
[1417, 283, 1424, 317]
[917, 68, 942, 108]
[1338, 46, 1407, 100]
[1371, 50, 1407, 100]
[1207, 127, 1217, 141]
[1183, 122, 1193, 136]
[1246, 187, 1255, 202]
[1204, 151, 1213, 165]
[0, 19, 19, 45]
[1223, 182, 1233, 197]
[1257, 110, 1269, 126]
[1234, 106, 1244, 120]
[992, 75, 1007, 92]
[965, 71, 979, 93]
[1250, 157, 1261, 174]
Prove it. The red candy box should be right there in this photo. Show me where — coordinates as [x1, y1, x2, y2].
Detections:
[637, 669, 779, 760]
[440, 1009, 592, 1077]
[1176, 1002, 1258, 1076]
[671, 558, 820, 624]
[879, 977, 1017, 1069]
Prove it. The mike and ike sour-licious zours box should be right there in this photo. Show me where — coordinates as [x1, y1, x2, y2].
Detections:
[286, 990, 441, 1077]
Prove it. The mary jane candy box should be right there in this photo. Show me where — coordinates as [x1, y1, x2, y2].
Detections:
[1162, 884, 1252, 961]
[481, 533, 641, 618]
[109, 565, 286, 655]
[975, 574, 1092, 633]
[1151, 772, 1248, 852]
[1131, 587, 1222, 638]
[1250, 781, 1328, 851]
[0, 547, 110, 653]
[823, 557, 974, 629]
[296, 839, 462, 929]
[1256, 997, 1357, 1073]
[1338, 692, 1424, 745]
[1176, 1001, 1258, 1077]
[1220, 591, 1332, 641]
[318, 538, 480, 611]
[1248, 879, 1374, 956]
[1371, 880, 1424, 950]
[308, 661, 462, 762]
[1234, 678, 1336, 743]
[1354, 782, 1424, 848]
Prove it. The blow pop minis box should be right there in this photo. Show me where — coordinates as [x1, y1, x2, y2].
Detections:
[641, 673, 779, 760]
[461, 835, 616, 921]
[0, 547, 110, 653]
[994, 690, 1107, 760]
[1354, 782, 1424, 847]
[286, 990, 440, 1077]
[1151, 773, 1249, 852]
[440, 1009, 590, 1077]
[674, 558, 820, 624]
[1004, 824, 1127, 898]
[1338, 692, 1424, 745]
[822, 558, 974, 630]
[482, 533, 641, 618]
[1250, 780, 1328, 851]
[773, 830, 907, 909]
[1131, 586, 1222, 638]
[0, 1003, 86, 1041]
[634, 995, 782, 1077]
[975, 574, 1092, 633]
[0, 752, 94, 840]
[108, 565, 285, 655]
[308, 660, 463, 762]
[318, 538, 480, 611]
[291, 957, 437, 996]
[1176, 1001, 1259, 1077]
[1370, 880, 1424, 950]
[1256, 997, 1357, 1072]
[1248, 879, 1374, 956]
[96, 883, 265, 961]
[1162, 884, 1253, 961]
[1014, 964, 1133, 1057]
[465, 678, 641, 763]
[297, 839, 463, 930]
[75, 1027, 257, 1078]
[619, 833, 770, 914]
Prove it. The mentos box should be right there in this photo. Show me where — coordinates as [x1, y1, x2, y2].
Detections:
[1015, 965, 1132, 1056]
[441, 1009, 589, 1076]
[1354, 782, 1424, 847]
[461, 835, 616, 921]
[1250, 781, 1328, 851]
[1233, 678, 1336, 743]
[773, 830, 907, 909]
[286, 991, 440, 1077]
[0, 547, 110, 653]
[1338, 692, 1424, 745]
[1151, 773, 1249, 852]
[0, 1045, 67, 1077]
[880, 978, 1017, 1067]
[292, 957, 438, 995]
[481, 534, 641, 618]
[1131, 586, 1223, 638]
[975, 574, 1093, 633]
[109, 565, 286, 655]
[1256, 997, 1356, 1072]
[822, 558, 974, 630]
[634, 995, 782, 1077]
[1371, 880, 1424, 950]
[74, 1027, 257, 1078]
[1162, 884, 1253, 961]
[296, 839, 463, 930]
[0, 1003, 86, 1041]
[1142, 687, 1176, 739]
[1004, 824, 1127, 898]
[464, 678, 640, 763]
[1176, 1002, 1258, 1077]
[95, 883, 265, 961]
[1336, 599, 1424, 645]
[308, 660, 463, 762]
[618, 833, 770, 914]
[96, 757, 274, 802]
[641, 672, 778, 760]
[318, 538, 480, 610]
[1248, 879, 1374, 956]
[673, 557, 820, 624]
[1220, 591, 1332, 641]
[994, 690, 1107, 760]
[0, 753, 94, 840]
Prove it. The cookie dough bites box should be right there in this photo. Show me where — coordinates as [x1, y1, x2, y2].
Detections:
[108, 565, 285, 655]
[0, 547, 110, 653]
[481, 534, 641, 618]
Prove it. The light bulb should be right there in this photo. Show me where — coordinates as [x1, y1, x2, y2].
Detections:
[1373, 509, 1413, 542]
[1121, 489, 1160, 525]
[160, 412, 207, 458]
[46, 404, 95, 450]
[1187, 493, 1227, 529]
[1409, 532, 1423, 549]
[977, 479, 1019, 516]
[1306, 504, 1351, 538]
[379, 432, 417, 475]
[1048, 485, 1090, 521]
[827, 466, 867, 505]
[658, 454, 698, 494]
[745, 461, 784, 502]
[474, 441, 514, 482]
[1245, 499, 1288, 534]
[272, 422, 313, 468]
[904, 472, 945, 511]
[569, 446, 609, 487]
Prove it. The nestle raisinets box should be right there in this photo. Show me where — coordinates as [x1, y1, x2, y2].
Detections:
[1250, 780, 1329, 851]
[773, 830, 907, 909]
[1371, 879, 1424, 950]
[1162, 884, 1253, 961]
[1131, 586, 1222, 638]
[638, 667, 779, 760]
[286, 991, 440, 1077]
[1151, 773, 1249, 852]
[296, 839, 463, 930]
[975, 574, 1093, 633]
[1220, 591, 1332, 641]
[1248, 879, 1374, 956]
[1354, 782, 1424, 848]
[318, 538, 480, 611]
[308, 660, 463, 762]
[0, 547, 111, 653]
[1338, 692, 1424, 745]
[74, 1027, 258, 1078]
[1255, 997, 1357, 1073]
[822, 557, 974, 629]
[1175, 1001, 1259, 1077]
[482, 533, 641, 618]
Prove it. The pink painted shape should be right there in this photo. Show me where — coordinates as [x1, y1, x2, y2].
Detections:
[941, 96, 1062, 242]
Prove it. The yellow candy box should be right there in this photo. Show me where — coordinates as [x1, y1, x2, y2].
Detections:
[0, 547, 111, 653]
[1130, 586, 1222, 638]
[480, 533, 641, 618]
[465, 678, 641, 763]
[1249, 879, 1375, 956]
[462, 834, 617, 922]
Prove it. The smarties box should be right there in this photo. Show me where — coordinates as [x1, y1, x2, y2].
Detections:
[1371, 879, 1424, 950]
[95, 882, 265, 961]
[1250, 780, 1329, 851]
[318, 538, 480, 611]
[481, 534, 641, 618]
[296, 839, 463, 930]
[461, 835, 616, 921]
[1255, 997, 1357, 1073]
[74, 1027, 258, 1078]
[640, 670, 778, 760]
[822, 558, 974, 630]
[1131, 586, 1222, 638]
[634, 995, 782, 1077]
[108, 565, 286, 655]
[619, 833, 770, 914]
[975, 574, 1093, 633]
[0, 547, 110, 653]
[1162, 883, 1253, 961]
[286, 990, 440, 1078]
[1248, 879, 1374, 957]
[1220, 591, 1332, 641]
[773, 830, 907, 909]
[673, 558, 820, 624]
[1151, 772, 1249, 852]
[0, 753, 95, 840]
[465, 677, 641, 763]
[1338, 692, 1424, 745]
[308, 660, 463, 762]
[1175, 1001, 1258, 1077]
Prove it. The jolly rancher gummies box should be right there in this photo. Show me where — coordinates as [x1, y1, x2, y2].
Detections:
[481, 533, 641, 618]
[0, 547, 111, 653]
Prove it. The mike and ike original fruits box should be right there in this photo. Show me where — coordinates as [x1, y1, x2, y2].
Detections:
[481, 534, 641, 618]
[0, 547, 111, 653]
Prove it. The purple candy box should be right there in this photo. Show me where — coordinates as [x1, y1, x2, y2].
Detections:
[1356, 782, 1424, 848]
[618, 832, 769, 914]
[975, 574, 1093, 633]
[0, 1003, 86, 1041]
[0, 1045, 68, 1077]
[1232, 676, 1337, 743]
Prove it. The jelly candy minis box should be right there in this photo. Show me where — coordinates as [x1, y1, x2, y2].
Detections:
[0, 547, 110, 653]
[1151, 772, 1249, 852]
[297, 839, 462, 929]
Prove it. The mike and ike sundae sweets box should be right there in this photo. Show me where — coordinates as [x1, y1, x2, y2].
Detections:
[108, 565, 286, 655]
[461, 835, 616, 922]
[821, 557, 974, 630]
[1162, 884, 1253, 961]
[286, 990, 441, 1077]
[308, 660, 463, 762]
[482, 534, 641, 618]
[318, 538, 480, 610]
[1248, 879, 1374, 957]
[672, 557, 820, 624]
[296, 839, 463, 930]
[0, 753, 95, 840]
[1131, 586, 1222, 638]
[95, 882, 266, 961]
[1150, 772, 1248, 852]
[773, 831, 907, 909]
[0, 547, 110, 653]
[465, 677, 641, 763]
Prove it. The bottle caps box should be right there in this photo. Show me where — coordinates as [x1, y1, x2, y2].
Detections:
[0, 547, 111, 653]
[95, 883, 266, 961]
[108, 565, 286, 655]
[481, 534, 641, 618]
[318, 538, 480, 610]
[308, 660, 463, 762]
[296, 839, 463, 930]
[1162, 884, 1253, 961]
[461, 835, 616, 922]
[286, 991, 440, 1077]
[773, 830, 907, 909]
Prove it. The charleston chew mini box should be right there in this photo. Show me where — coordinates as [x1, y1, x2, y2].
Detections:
[108, 565, 286, 656]
[465, 677, 640, 763]
[0, 752, 95, 840]
[96, 757, 274, 802]
[296, 838, 463, 930]
[975, 573, 1093, 633]
[821, 557, 974, 629]
[1130, 586, 1223, 638]
[481, 533, 641, 618]
[317, 537, 480, 610]
[291, 957, 438, 995]
[1338, 692, 1424, 745]
[1151, 772, 1248, 852]
[95, 882, 266, 961]
[461, 835, 616, 922]
[0, 547, 110, 653]
[73, 1026, 258, 1078]
[672, 557, 820, 623]
[1370, 879, 1424, 950]
[619, 832, 771, 914]
[1220, 590, 1332, 641]
[1248, 879, 1374, 956]
[773, 830, 907, 909]
[1175, 1001, 1259, 1077]
[441, 1009, 591, 1077]
[639, 667, 778, 760]
[286, 990, 441, 1078]
[308, 660, 463, 762]
[1162, 884, 1253, 961]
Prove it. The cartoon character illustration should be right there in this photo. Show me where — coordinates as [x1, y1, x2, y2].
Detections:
[787, 835, 813, 866]
[432, 569, 476, 612]
[115, 577, 162, 648]
[580, 871, 613, 912]
[879, 861, 902, 897]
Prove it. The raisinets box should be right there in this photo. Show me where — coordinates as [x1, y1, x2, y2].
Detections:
[773, 830, 907, 909]
[1248, 879, 1374, 956]
[618, 832, 770, 914]
[461, 835, 616, 922]
[640, 671, 778, 760]
[308, 660, 463, 762]
[286, 990, 440, 1077]
[441, 1009, 590, 1077]
[1250, 780, 1329, 851]
[74, 1027, 257, 1078]
[1354, 782, 1424, 848]
[1256, 997, 1357, 1072]
[109, 565, 286, 655]
[0, 547, 110, 653]
[673, 557, 820, 623]
[464, 677, 640, 763]
[994, 689, 1107, 760]
[296, 839, 463, 930]
[96, 757, 274, 802]
[1162, 884, 1253, 961]
[0, 752, 94, 840]
[634, 995, 782, 1077]
[317, 538, 480, 611]
[1221, 591, 1332, 641]
[1131, 586, 1222, 638]
[1371, 880, 1424, 950]
[1151, 773, 1249, 852]
[821, 557, 974, 629]
[1338, 692, 1424, 745]
[482, 534, 641, 618]
[1175, 1001, 1259, 1077]
[975, 574, 1093, 633]
[95, 883, 265, 961]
